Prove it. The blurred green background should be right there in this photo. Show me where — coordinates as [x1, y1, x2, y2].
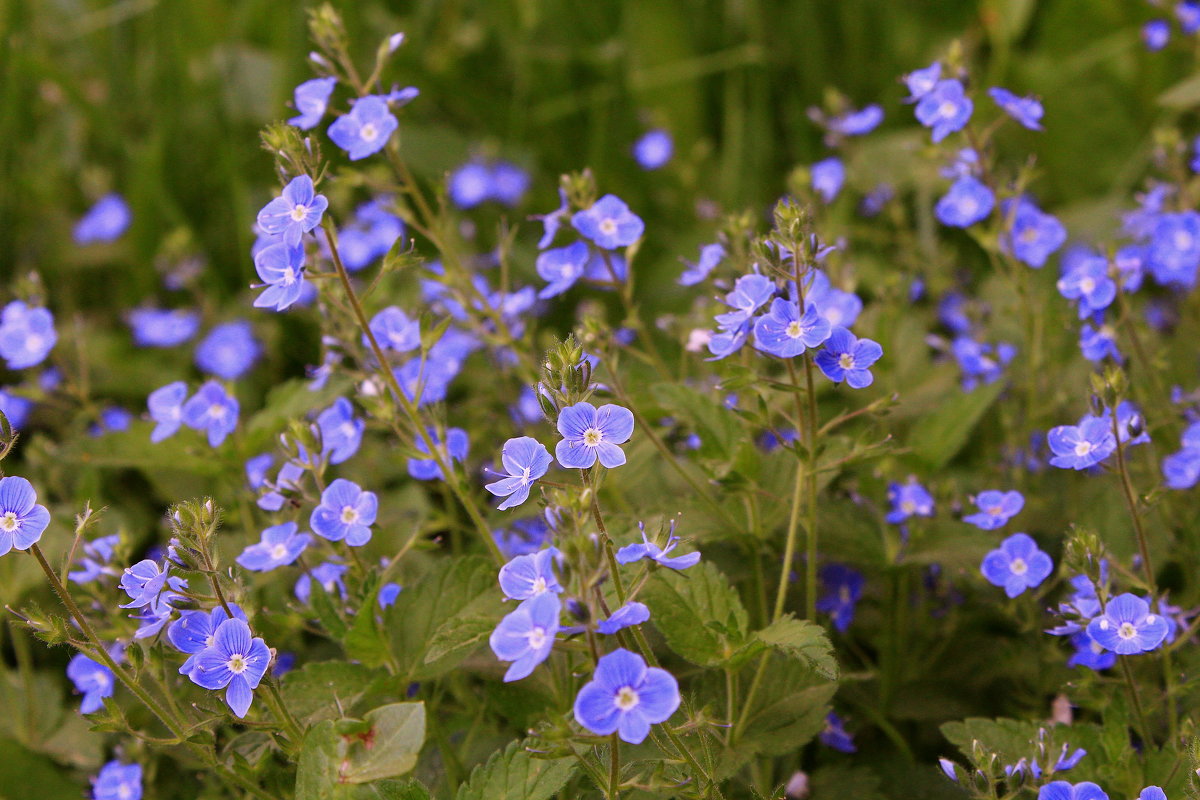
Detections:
[0, 0, 1184, 302]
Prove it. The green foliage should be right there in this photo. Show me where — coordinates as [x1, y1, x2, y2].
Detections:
[296, 703, 425, 798]
[755, 615, 838, 680]
[641, 561, 757, 668]
[454, 740, 577, 800]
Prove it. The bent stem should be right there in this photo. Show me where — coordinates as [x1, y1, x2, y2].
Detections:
[320, 219, 503, 566]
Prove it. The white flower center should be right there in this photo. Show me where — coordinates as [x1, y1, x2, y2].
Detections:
[360, 123, 379, 142]
[531, 576, 547, 595]
[988, 505, 1003, 517]
[228, 653, 248, 674]
[1009, 558, 1028, 575]
[117, 785, 132, 800]
[527, 626, 546, 649]
[583, 427, 604, 446]
[208, 404, 227, 420]
[1117, 622, 1137, 640]
[1174, 231, 1193, 250]
[900, 500, 916, 514]
[838, 353, 855, 370]
[205, 634, 215, 647]
[520, 466, 532, 486]
[290, 204, 308, 222]
[1080, 277, 1096, 294]
[615, 686, 640, 711]
[25, 334, 44, 353]
[938, 101, 957, 119]
[1073, 441, 1093, 457]
[271, 544, 289, 560]
[785, 320, 804, 339]
[599, 219, 618, 236]
[960, 197, 978, 214]
[0, 512, 18, 532]
[340, 505, 359, 524]
[339, 421, 356, 439]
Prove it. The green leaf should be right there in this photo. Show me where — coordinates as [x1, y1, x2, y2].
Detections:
[247, 377, 349, 438]
[344, 582, 390, 669]
[340, 703, 426, 783]
[423, 614, 498, 665]
[908, 379, 1004, 469]
[337, 780, 432, 800]
[651, 383, 744, 464]
[755, 615, 839, 680]
[1158, 72, 1200, 109]
[641, 561, 752, 667]
[283, 662, 378, 724]
[455, 739, 577, 800]
[716, 657, 836, 779]
[296, 721, 340, 800]
[385, 556, 497, 680]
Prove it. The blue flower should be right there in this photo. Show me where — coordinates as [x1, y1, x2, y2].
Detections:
[257, 175, 328, 247]
[814, 327, 883, 388]
[615, 524, 700, 569]
[92, 761, 142, 800]
[1139, 787, 1167, 800]
[903, 61, 941, 101]
[536, 189, 570, 249]
[493, 517, 552, 559]
[714, 273, 775, 331]
[803, 270, 863, 329]
[952, 336, 1017, 391]
[181, 381, 239, 447]
[194, 321, 260, 380]
[811, 157, 845, 203]
[1080, 323, 1121, 363]
[310, 479, 377, 545]
[981, 533, 1052, 598]
[189, 618, 271, 718]
[379, 582, 403, 608]
[0, 301, 56, 370]
[67, 654, 114, 713]
[572, 194, 644, 250]
[147, 381, 187, 443]
[819, 712, 857, 753]
[489, 162, 530, 206]
[127, 308, 200, 347]
[489, 592, 561, 682]
[1108, 400, 1150, 447]
[0, 389, 32, 429]
[295, 561, 349, 604]
[68, 534, 119, 584]
[119, 558, 174, 608]
[574, 648, 680, 744]
[915, 79, 973, 143]
[1048, 416, 1115, 470]
[252, 242, 307, 311]
[448, 162, 493, 208]
[365, 306, 420, 352]
[555, 402, 635, 469]
[963, 490, 1024, 530]
[257, 454, 306, 511]
[753, 298, 832, 358]
[1067, 630, 1116, 671]
[1145, 19, 1171, 50]
[328, 95, 398, 160]
[486, 436, 553, 510]
[408, 427, 469, 480]
[828, 104, 883, 136]
[236, 522, 311, 571]
[1038, 782, 1108, 800]
[499, 547, 563, 600]
[1057, 254, 1116, 318]
[885, 480, 934, 523]
[0, 476, 50, 556]
[679, 243, 724, 286]
[1004, 199, 1067, 268]
[633, 129, 673, 170]
[74, 194, 131, 244]
[288, 76, 337, 129]
[168, 604, 248, 675]
[1086, 593, 1168, 655]
[988, 87, 1044, 131]
[315, 397, 364, 465]
[935, 175, 994, 227]
[816, 565, 864, 632]
[536, 241, 591, 298]
[1148, 211, 1200, 288]
[1180, 1, 1200, 32]
[597, 602, 651, 634]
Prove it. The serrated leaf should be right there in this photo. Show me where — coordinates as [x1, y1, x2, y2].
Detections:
[909, 379, 1004, 469]
[337, 779, 432, 800]
[717, 657, 836, 779]
[423, 615, 497, 665]
[344, 583, 390, 669]
[455, 739, 576, 800]
[641, 562, 751, 667]
[385, 556, 497, 680]
[283, 662, 378, 724]
[652, 382, 744, 465]
[340, 703, 425, 783]
[755, 615, 839, 680]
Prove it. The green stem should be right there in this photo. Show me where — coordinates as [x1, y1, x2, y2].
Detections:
[262, 678, 305, 748]
[320, 219, 503, 566]
[1119, 656, 1153, 750]
[608, 734, 621, 800]
[802, 354, 820, 623]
